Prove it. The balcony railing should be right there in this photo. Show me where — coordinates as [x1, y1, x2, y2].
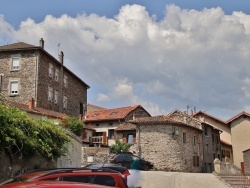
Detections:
[90, 136, 106, 145]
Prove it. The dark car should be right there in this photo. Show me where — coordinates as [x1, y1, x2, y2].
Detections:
[0, 168, 128, 188]
[109, 152, 153, 170]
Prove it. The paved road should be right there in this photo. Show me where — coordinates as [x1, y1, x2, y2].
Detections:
[130, 171, 229, 188]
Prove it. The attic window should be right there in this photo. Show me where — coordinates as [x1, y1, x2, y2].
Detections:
[93, 114, 99, 117]
[110, 112, 117, 115]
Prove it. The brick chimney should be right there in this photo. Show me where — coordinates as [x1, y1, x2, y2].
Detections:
[29, 98, 35, 109]
[59, 51, 64, 65]
[79, 114, 83, 121]
[39, 38, 44, 49]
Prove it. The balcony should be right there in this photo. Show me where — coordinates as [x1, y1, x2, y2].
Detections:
[90, 136, 107, 145]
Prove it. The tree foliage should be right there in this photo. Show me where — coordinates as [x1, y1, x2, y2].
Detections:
[0, 103, 71, 159]
[110, 139, 130, 153]
[61, 117, 84, 136]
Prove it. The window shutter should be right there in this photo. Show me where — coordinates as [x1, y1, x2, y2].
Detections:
[114, 131, 117, 139]
[103, 132, 107, 145]
[122, 134, 127, 143]
[82, 130, 87, 139]
[133, 134, 136, 144]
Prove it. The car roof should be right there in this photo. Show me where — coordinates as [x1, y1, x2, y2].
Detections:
[84, 163, 129, 174]
[0, 181, 113, 188]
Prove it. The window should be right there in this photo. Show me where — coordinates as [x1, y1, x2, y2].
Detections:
[108, 129, 114, 139]
[127, 134, 134, 144]
[193, 135, 196, 145]
[204, 126, 208, 136]
[48, 86, 53, 102]
[193, 156, 200, 167]
[109, 123, 113, 126]
[49, 64, 53, 78]
[63, 95, 67, 109]
[55, 69, 59, 82]
[183, 132, 186, 143]
[10, 81, 19, 95]
[216, 136, 219, 143]
[12, 57, 20, 70]
[64, 75, 68, 88]
[54, 90, 58, 104]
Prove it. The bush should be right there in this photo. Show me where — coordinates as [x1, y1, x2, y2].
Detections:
[61, 117, 84, 136]
[110, 139, 130, 153]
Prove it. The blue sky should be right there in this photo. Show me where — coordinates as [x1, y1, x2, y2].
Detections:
[1, 0, 250, 120]
[1, 0, 249, 28]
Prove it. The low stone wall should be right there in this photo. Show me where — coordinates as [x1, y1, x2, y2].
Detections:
[243, 149, 250, 174]
[0, 149, 56, 183]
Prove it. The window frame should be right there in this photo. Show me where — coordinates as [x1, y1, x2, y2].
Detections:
[55, 68, 59, 82]
[63, 95, 67, 109]
[64, 75, 68, 88]
[11, 57, 20, 71]
[54, 90, 58, 104]
[49, 64, 53, 78]
[48, 86, 53, 102]
[10, 80, 19, 96]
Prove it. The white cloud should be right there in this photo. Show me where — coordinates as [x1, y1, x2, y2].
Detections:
[97, 93, 110, 102]
[1, 4, 250, 119]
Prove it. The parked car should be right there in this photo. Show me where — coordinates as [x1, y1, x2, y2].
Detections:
[83, 163, 130, 182]
[109, 152, 153, 170]
[0, 181, 113, 188]
[0, 168, 128, 188]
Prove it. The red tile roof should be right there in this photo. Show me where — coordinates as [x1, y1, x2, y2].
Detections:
[129, 115, 203, 131]
[193, 110, 227, 125]
[226, 111, 250, 124]
[116, 123, 136, 131]
[3, 100, 67, 119]
[85, 105, 150, 122]
[0, 42, 39, 51]
[220, 139, 232, 146]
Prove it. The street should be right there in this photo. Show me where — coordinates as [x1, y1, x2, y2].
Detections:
[134, 171, 229, 188]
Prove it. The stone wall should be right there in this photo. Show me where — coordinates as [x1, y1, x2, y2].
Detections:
[138, 123, 203, 172]
[243, 149, 250, 174]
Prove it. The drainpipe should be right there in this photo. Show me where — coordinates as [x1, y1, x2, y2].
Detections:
[137, 124, 141, 158]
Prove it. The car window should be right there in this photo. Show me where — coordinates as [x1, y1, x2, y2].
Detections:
[60, 175, 116, 186]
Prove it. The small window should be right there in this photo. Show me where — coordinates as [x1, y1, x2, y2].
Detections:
[48, 86, 53, 102]
[183, 132, 186, 143]
[110, 112, 117, 115]
[49, 64, 53, 78]
[206, 144, 209, 154]
[54, 90, 58, 104]
[12, 57, 20, 70]
[127, 134, 134, 144]
[63, 95, 67, 109]
[96, 124, 99, 126]
[64, 75, 68, 88]
[204, 126, 208, 136]
[93, 114, 99, 117]
[193, 135, 196, 145]
[55, 69, 59, 82]
[10, 81, 19, 95]
[109, 123, 113, 126]
[108, 129, 114, 139]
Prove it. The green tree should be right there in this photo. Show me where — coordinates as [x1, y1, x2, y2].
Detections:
[110, 139, 130, 153]
[0, 102, 71, 159]
[62, 117, 84, 136]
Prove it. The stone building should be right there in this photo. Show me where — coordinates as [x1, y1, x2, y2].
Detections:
[0, 39, 89, 117]
[193, 111, 233, 163]
[83, 105, 151, 146]
[167, 109, 222, 173]
[130, 116, 203, 172]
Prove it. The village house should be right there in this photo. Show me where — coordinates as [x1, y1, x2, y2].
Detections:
[129, 115, 203, 172]
[193, 111, 233, 163]
[83, 104, 151, 147]
[167, 109, 222, 173]
[0, 39, 89, 117]
[226, 111, 250, 169]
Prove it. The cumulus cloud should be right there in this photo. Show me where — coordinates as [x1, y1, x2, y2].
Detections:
[1, 4, 250, 119]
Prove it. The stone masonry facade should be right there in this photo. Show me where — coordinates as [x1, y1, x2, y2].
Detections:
[0, 41, 89, 117]
[138, 123, 203, 172]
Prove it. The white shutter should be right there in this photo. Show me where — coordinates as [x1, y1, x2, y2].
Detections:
[11, 81, 18, 94]
[12, 58, 19, 70]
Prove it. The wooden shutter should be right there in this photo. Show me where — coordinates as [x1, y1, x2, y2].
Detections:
[133, 134, 136, 144]
[103, 132, 107, 145]
[114, 131, 117, 139]
[122, 134, 127, 143]
[82, 130, 87, 139]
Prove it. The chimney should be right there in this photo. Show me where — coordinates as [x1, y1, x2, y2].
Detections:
[79, 114, 83, 121]
[59, 51, 64, 65]
[29, 98, 35, 109]
[39, 38, 44, 49]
